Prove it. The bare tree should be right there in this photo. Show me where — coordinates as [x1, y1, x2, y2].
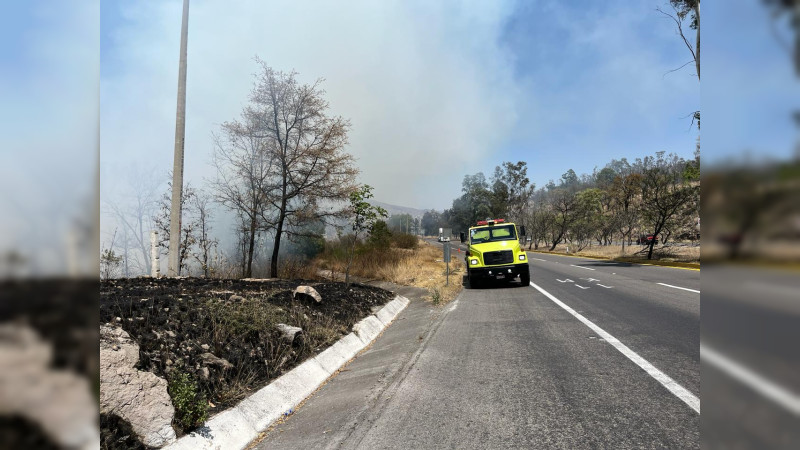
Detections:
[100, 229, 123, 280]
[657, 0, 700, 80]
[658, 1, 700, 129]
[211, 112, 275, 278]
[104, 168, 160, 275]
[548, 187, 579, 251]
[191, 191, 218, 277]
[610, 172, 643, 254]
[154, 181, 200, 275]
[247, 59, 359, 278]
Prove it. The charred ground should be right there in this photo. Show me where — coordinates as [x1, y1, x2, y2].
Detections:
[100, 277, 393, 445]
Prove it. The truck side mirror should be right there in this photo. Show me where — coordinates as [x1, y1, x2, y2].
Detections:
[520, 226, 526, 237]
[460, 232, 466, 243]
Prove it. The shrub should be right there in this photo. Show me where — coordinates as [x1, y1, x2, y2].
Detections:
[430, 287, 441, 305]
[368, 220, 392, 249]
[392, 233, 418, 249]
[168, 371, 208, 432]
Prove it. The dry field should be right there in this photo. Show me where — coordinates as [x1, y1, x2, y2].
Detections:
[316, 239, 464, 305]
[537, 243, 700, 264]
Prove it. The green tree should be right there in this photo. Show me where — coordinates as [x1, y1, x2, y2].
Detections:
[368, 220, 392, 249]
[346, 185, 387, 286]
[639, 152, 699, 259]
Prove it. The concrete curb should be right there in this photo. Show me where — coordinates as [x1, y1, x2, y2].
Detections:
[164, 295, 410, 450]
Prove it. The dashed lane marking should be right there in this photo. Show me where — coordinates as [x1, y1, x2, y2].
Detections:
[570, 264, 596, 271]
[657, 283, 700, 294]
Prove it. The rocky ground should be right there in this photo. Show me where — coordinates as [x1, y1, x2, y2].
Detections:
[100, 277, 394, 449]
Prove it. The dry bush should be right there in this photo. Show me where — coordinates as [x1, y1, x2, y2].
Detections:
[316, 238, 463, 304]
[277, 256, 321, 280]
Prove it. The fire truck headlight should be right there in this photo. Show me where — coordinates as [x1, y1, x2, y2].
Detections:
[470, 259, 478, 265]
[519, 254, 526, 260]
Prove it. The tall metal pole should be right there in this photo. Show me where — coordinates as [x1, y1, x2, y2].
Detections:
[168, 0, 189, 276]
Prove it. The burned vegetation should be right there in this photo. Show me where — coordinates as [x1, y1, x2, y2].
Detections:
[100, 277, 393, 444]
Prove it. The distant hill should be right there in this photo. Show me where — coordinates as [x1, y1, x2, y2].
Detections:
[369, 200, 427, 219]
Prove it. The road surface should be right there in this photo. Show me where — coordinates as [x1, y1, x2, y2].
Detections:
[251, 241, 702, 448]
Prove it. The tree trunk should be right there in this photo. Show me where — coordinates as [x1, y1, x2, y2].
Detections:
[246, 215, 256, 278]
[549, 235, 562, 252]
[270, 211, 285, 278]
[345, 233, 358, 287]
[694, 3, 700, 80]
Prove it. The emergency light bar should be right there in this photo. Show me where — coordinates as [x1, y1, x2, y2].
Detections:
[476, 218, 505, 226]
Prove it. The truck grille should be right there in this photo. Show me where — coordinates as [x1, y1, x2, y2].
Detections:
[483, 250, 513, 265]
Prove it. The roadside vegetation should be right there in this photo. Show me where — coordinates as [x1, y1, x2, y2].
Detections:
[422, 151, 701, 263]
[315, 229, 463, 304]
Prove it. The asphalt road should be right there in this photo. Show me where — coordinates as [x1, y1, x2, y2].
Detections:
[252, 242, 701, 449]
[701, 265, 800, 449]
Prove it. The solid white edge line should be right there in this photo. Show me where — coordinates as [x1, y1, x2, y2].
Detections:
[657, 283, 700, 294]
[570, 264, 596, 271]
[700, 344, 800, 416]
[529, 281, 700, 414]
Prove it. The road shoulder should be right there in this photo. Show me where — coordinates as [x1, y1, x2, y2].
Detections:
[248, 282, 449, 450]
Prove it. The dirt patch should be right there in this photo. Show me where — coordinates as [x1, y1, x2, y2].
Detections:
[100, 277, 394, 446]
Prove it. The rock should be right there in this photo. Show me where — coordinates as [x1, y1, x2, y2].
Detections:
[0, 323, 100, 449]
[198, 367, 210, 380]
[200, 344, 209, 350]
[199, 352, 233, 370]
[292, 285, 322, 303]
[228, 294, 245, 302]
[100, 325, 176, 447]
[276, 323, 304, 345]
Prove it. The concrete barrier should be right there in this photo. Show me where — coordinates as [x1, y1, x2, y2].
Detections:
[164, 295, 409, 450]
[352, 315, 384, 344]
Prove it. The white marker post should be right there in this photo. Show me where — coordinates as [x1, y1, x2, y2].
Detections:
[443, 241, 451, 286]
[151, 231, 160, 277]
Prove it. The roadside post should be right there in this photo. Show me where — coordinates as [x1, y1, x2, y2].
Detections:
[443, 241, 451, 286]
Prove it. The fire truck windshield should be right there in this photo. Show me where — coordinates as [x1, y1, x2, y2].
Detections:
[470, 225, 517, 244]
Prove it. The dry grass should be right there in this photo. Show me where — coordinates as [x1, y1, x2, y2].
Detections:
[380, 242, 464, 305]
[537, 243, 700, 264]
[315, 239, 463, 305]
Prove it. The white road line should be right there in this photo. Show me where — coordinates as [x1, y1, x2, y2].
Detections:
[529, 282, 700, 414]
[657, 283, 700, 294]
[701, 344, 800, 416]
[531, 258, 547, 262]
[575, 284, 590, 290]
[597, 284, 613, 289]
[570, 264, 596, 271]
[557, 278, 574, 283]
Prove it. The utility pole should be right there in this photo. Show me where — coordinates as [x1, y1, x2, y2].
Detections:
[168, 0, 189, 276]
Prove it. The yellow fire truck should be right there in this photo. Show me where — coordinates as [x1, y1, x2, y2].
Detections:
[460, 219, 529, 288]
